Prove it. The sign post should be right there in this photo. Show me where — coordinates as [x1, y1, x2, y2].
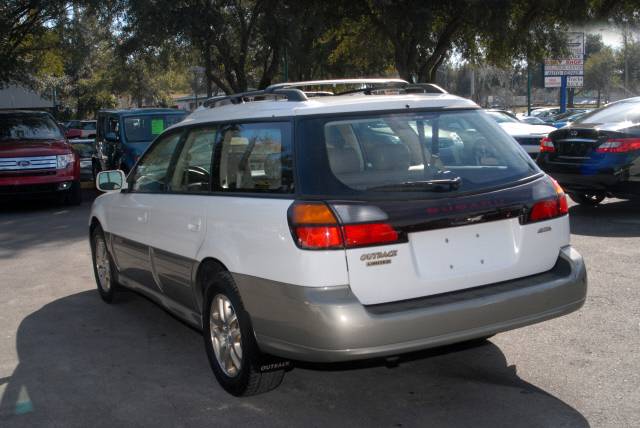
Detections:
[560, 76, 567, 113]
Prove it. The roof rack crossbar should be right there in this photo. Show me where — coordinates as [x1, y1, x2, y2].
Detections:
[267, 78, 409, 90]
[203, 87, 308, 108]
[268, 79, 447, 95]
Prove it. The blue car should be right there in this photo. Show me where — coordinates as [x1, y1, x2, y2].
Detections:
[94, 108, 187, 173]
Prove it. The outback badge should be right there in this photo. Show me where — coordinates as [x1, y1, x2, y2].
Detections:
[360, 250, 398, 267]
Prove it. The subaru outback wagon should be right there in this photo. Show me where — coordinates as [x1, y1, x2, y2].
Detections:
[90, 79, 587, 396]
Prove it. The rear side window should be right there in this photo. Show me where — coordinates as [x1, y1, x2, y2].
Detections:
[216, 122, 293, 193]
[297, 110, 538, 198]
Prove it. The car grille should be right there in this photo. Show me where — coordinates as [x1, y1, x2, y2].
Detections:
[0, 156, 57, 171]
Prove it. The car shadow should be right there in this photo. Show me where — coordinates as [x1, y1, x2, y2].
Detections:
[569, 198, 640, 238]
[0, 190, 98, 259]
[0, 290, 589, 427]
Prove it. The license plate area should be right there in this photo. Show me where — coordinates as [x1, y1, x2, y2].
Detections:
[409, 220, 517, 281]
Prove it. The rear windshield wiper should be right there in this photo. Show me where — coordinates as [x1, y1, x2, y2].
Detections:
[368, 176, 462, 192]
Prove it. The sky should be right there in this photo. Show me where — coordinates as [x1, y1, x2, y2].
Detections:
[578, 23, 639, 48]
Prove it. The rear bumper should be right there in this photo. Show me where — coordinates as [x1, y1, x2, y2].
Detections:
[234, 246, 587, 362]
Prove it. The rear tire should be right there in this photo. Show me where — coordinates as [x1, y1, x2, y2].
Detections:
[202, 270, 285, 396]
[569, 192, 605, 206]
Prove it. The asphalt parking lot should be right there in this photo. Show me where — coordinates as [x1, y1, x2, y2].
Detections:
[0, 192, 638, 428]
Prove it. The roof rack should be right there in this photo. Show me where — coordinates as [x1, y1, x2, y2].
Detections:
[267, 78, 409, 91]
[203, 87, 308, 108]
[267, 79, 447, 95]
[203, 79, 448, 108]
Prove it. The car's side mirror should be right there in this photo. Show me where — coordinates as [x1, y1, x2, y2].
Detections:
[105, 131, 119, 143]
[96, 170, 128, 192]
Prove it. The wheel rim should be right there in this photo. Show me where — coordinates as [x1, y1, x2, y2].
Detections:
[209, 294, 243, 377]
[94, 236, 111, 292]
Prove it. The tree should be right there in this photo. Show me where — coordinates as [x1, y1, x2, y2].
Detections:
[122, 0, 287, 95]
[584, 47, 617, 106]
[0, 1, 68, 87]
[346, 0, 600, 83]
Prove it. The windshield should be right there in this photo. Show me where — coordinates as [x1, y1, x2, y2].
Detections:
[0, 114, 63, 141]
[486, 111, 519, 124]
[123, 114, 186, 143]
[297, 109, 538, 198]
[576, 99, 640, 124]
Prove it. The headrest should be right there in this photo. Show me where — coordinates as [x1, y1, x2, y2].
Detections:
[369, 144, 410, 171]
[327, 147, 361, 174]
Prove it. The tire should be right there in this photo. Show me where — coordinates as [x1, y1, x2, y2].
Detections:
[569, 192, 605, 206]
[65, 180, 82, 206]
[202, 270, 285, 396]
[90, 225, 119, 303]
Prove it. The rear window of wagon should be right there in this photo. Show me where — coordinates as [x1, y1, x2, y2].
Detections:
[296, 109, 539, 199]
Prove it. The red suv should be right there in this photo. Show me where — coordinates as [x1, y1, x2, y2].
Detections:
[0, 111, 82, 204]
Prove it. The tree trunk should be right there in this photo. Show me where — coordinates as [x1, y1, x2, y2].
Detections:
[597, 88, 601, 107]
[204, 43, 213, 98]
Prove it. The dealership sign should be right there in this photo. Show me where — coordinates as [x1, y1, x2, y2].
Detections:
[544, 76, 583, 88]
[544, 32, 584, 87]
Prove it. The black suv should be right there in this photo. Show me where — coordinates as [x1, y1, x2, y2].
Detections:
[537, 97, 640, 205]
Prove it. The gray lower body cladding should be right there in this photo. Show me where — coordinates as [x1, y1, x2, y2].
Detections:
[233, 246, 586, 363]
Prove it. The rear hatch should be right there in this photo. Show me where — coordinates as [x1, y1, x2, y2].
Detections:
[295, 108, 570, 305]
[336, 182, 569, 305]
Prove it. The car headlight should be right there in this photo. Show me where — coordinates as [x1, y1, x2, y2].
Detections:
[57, 153, 75, 169]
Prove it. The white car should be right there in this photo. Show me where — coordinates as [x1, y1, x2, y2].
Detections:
[90, 79, 587, 396]
[486, 110, 556, 158]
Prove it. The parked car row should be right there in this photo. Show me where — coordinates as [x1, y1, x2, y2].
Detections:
[0, 108, 187, 203]
[63, 120, 97, 139]
[0, 111, 82, 204]
[536, 97, 640, 206]
[485, 109, 556, 158]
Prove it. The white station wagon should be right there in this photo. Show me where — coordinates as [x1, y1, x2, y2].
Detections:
[90, 79, 587, 396]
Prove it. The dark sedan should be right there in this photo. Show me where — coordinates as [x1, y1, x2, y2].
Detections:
[537, 97, 640, 205]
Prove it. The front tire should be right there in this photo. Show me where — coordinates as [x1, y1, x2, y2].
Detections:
[202, 270, 285, 396]
[91, 225, 118, 303]
[569, 192, 605, 206]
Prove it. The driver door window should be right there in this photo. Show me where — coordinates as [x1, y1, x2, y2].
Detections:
[130, 132, 182, 192]
[169, 127, 217, 192]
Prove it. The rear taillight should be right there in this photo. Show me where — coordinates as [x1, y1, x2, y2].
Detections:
[540, 137, 555, 153]
[288, 202, 401, 249]
[527, 178, 568, 223]
[596, 138, 640, 153]
[343, 223, 398, 247]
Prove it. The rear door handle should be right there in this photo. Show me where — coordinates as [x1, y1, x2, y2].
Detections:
[137, 211, 148, 223]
